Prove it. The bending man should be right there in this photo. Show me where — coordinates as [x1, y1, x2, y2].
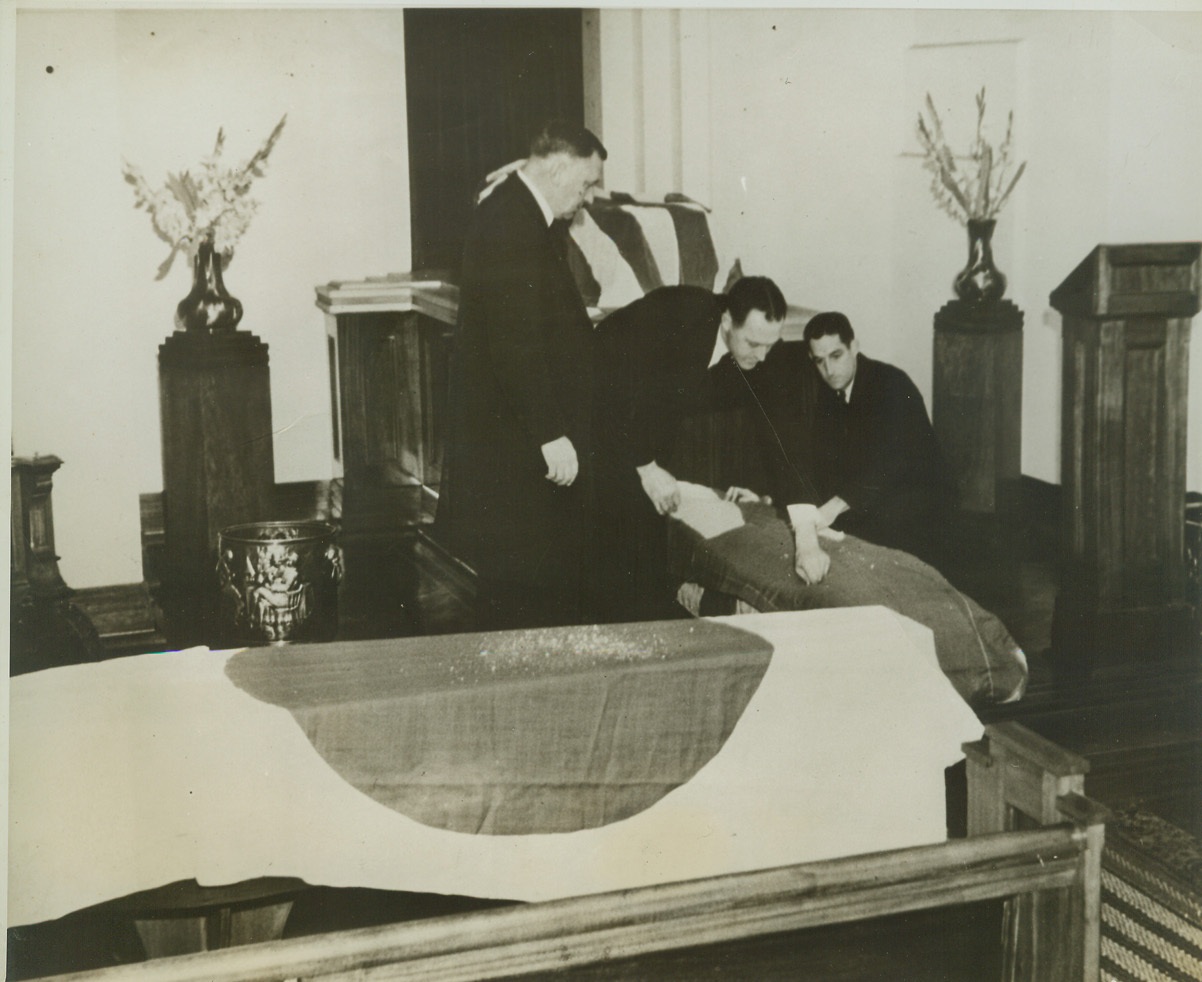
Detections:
[589, 276, 807, 622]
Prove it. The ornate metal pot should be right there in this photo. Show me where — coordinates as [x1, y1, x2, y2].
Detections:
[217, 520, 342, 644]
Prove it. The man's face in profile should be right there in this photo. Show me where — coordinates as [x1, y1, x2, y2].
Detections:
[808, 333, 859, 393]
[725, 310, 782, 371]
[547, 152, 604, 220]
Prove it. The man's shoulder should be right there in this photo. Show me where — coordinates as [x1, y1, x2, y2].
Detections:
[754, 340, 815, 388]
[766, 339, 813, 370]
[473, 174, 542, 231]
[859, 354, 919, 392]
[720, 340, 813, 399]
[636, 285, 720, 321]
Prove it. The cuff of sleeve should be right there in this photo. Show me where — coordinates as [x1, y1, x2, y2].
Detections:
[786, 503, 821, 529]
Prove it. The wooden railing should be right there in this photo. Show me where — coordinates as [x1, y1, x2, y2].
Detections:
[36, 722, 1108, 982]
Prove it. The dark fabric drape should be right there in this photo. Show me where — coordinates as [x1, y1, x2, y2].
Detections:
[404, 9, 585, 276]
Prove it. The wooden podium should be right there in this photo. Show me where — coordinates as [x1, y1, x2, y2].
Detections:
[1050, 242, 1201, 669]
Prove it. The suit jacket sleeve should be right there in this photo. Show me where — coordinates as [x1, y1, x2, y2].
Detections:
[837, 361, 942, 516]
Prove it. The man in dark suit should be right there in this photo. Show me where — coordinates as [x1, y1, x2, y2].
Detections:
[436, 121, 606, 630]
[803, 311, 951, 564]
[588, 278, 789, 621]
[706, 336, 822, 512]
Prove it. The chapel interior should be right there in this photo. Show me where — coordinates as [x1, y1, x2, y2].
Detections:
[7, 7, 1202, 981]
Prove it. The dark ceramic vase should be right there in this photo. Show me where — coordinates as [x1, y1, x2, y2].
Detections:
[175, 235, 243, 333]
[953, 218, 1007, 304]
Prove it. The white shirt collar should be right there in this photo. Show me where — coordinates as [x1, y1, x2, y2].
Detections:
[516, 169, 555, 227]
[841, 378, 855, 403]
[708, 324, 729, 368]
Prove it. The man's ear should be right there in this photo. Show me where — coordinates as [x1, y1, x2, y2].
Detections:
[850, 338, 860, 357]
[719, 310, 734, 342]
[545, 153, 569, 182]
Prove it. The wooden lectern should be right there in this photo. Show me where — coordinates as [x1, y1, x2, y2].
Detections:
[1050, 242, 1201, 670]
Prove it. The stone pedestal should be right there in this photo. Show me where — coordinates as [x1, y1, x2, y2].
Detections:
[158, 329, 275, 647]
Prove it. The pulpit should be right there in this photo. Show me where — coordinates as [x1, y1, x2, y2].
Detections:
[1049, 242, 1201, 669]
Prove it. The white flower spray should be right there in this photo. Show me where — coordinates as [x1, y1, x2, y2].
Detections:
[123, 115, 287, 279]
[916, 89, 1025, 225]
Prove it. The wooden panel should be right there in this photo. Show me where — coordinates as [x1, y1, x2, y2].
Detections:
[1051, 243, 1199, 668]
[418, 316, 454, 494]
[1059, 315, 1190, 610]
[1123, 338, 1165, 600]
[157, 331, 275, 647]
[403, 9, 585, 275]
[335, 312, 420, 488]
[365, 312, 422, 483]
[932, 301, 1023, 515]
[331, 309, 453, 506]
[326, 327, 341, 465]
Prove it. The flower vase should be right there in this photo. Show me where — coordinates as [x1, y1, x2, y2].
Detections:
[953, 218, 1007, 304]
[175, 236, 243, 333]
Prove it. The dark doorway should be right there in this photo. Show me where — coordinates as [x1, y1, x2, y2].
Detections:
[403, 9, 585, 278]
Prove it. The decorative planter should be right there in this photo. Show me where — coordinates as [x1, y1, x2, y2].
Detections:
[953, 218, 1007, 304]
[176, 235, 244, 333]
[217, 521, 342, 644]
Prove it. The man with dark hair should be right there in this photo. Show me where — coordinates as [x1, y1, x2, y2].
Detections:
[527, 118, 608, 161]
[588, 277, 791, 621]
[802, 311, 951, 563]
[437, 120, 607, 630]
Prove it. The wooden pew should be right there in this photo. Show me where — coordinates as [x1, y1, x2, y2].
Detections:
[33, 722, 1107, 982]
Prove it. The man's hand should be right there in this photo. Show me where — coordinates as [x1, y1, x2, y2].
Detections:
[787, 504, 830, 585]
[723, 486, 763, 504]
[637, 461, 680, 515]
[541, 436, 579, 486]
[795, 542, 830, 584]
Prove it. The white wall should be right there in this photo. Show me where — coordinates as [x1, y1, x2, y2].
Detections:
[8, 6, 1202, 592]
[10, 8, 411, 587]
[594, 8, 1202, 490]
